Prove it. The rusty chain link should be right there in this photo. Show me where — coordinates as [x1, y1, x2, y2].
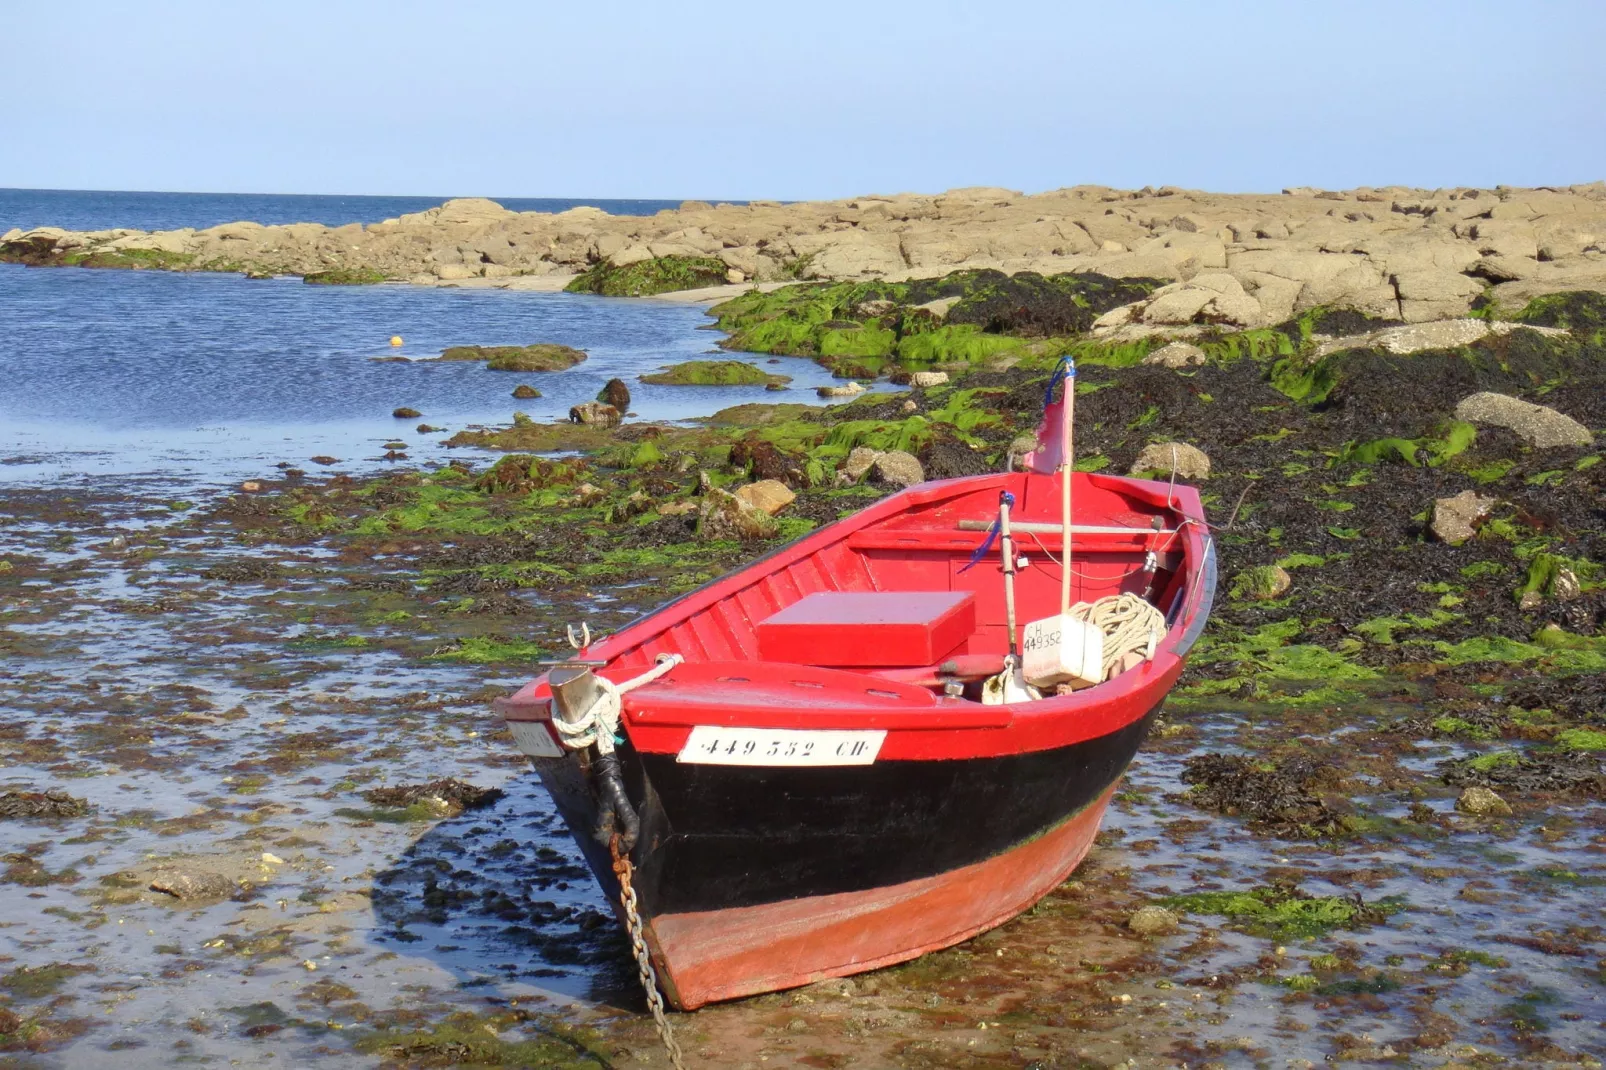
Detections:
[611, 834, 687, 1070]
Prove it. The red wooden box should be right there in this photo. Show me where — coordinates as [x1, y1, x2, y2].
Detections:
[756, 591, 976, 667]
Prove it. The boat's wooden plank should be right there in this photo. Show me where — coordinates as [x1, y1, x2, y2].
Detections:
[712, 587, 758, 659]
[686, 611, 736, 662]
[733, 583, 778, 636]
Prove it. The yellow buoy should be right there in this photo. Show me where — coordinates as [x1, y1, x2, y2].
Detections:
[389, 335, 404, 347]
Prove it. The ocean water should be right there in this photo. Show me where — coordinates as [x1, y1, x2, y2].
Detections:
[0, 187, 705, 234]
[0, 190, 857, 489]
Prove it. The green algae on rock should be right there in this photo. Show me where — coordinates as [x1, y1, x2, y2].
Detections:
[1161, 883, 1404, 940]
[437, 343, 587, 372]
[711, 269, 1162, 368]
[639, 360, 789, 386]
[564, 254, 729, 297]
[302, 267, 388, 285]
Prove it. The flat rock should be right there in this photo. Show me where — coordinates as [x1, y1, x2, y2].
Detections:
[1142, 341, 1207, 368]
[1454, 392, 1593, 448]
[1130, 441, 1210, 480]
[1431, 490, 1495, 546]
[906, 370, 949, 387]
[1313, 318, 1570, 357]
[817, 382, 866, 398]
[148, 868, 238, 901]
[734, 479, 796, 516]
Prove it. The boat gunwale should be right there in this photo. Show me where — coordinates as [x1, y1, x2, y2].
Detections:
[497, 472, 1211, 750]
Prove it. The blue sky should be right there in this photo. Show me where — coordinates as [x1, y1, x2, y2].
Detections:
[2, 0, 1601, 200]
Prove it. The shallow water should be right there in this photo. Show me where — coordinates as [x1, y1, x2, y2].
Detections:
[0, 264, 873, 487]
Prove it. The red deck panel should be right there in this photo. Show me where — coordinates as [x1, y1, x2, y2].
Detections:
[755, 590, 976, 667]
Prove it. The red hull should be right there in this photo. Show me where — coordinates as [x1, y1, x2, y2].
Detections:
[648, 781, 1120, 1009]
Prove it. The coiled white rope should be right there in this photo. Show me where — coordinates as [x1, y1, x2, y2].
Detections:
[551, 653, 683, 755]
[1068, 593, 1167, 680]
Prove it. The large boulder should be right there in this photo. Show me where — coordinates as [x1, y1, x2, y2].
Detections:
[1454, 392, 1593, 448]
[1130, 442, 1210, 480]
[699, 487, 778, 541]
[1430, 490, 1494, 546]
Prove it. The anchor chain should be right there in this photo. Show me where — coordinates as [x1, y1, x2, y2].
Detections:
[610, 834, 687, 1070]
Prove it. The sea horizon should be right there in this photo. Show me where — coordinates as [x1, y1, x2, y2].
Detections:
[0, 186, 749, 234]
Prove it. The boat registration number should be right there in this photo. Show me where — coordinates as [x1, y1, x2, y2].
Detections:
[678, 726, 886, 766]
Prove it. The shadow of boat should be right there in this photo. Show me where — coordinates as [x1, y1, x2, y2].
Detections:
[366, 768, 642, 1009]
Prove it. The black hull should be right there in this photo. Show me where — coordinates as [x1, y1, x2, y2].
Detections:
[533, 704, 1159, 921]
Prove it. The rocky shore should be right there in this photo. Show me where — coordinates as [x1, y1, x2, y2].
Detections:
[6, 182, 1606, 323]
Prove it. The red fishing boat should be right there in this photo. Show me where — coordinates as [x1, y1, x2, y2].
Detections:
[495, 380, 1214, 1010]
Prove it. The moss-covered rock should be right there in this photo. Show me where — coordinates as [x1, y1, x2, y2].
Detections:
[1, 237, 203, 272]
[710, 269, 1163, 369]
[1509, 290, 1606, 336]
[439, 344, 588, 372]
[639, 360, 789, 386]
[303, 267, 388, 285]
[565, 255, 730, 297]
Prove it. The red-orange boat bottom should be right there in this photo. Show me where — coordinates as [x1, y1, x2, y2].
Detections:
[648, 782, 1118, 1009]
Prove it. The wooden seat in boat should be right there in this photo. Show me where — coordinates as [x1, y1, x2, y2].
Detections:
[754, 590, 975, 667]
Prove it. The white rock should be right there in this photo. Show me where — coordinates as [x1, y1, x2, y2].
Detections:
[1142, 341, 1207, 368]
[1454, 392, 1593, 448]
[870, 451, 925, 488]
[1431, 490, 1494, 546]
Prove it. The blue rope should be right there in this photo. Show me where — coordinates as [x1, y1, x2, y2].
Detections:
[1042, 355, 1077, 408]
[959, 491, 1015, 573]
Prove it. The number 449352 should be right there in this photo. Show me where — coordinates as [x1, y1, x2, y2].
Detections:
[678, 726, 886, 766]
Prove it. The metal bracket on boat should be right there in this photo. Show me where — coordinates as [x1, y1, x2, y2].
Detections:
[566, 621, 591, 650]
